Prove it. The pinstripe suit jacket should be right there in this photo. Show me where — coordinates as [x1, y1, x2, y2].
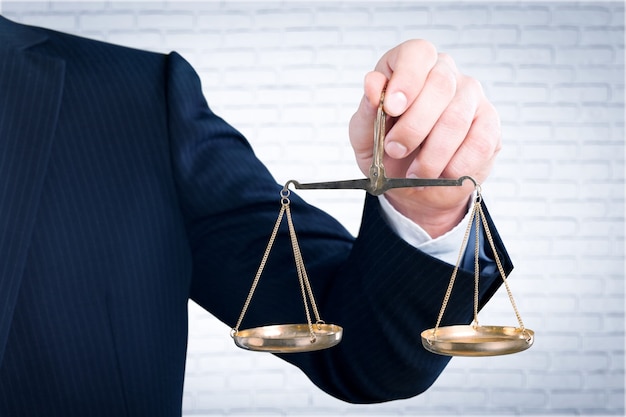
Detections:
[0, 16, 511, 416]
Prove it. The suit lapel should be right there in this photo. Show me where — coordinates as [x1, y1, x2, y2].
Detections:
[0, 18, 65, 363]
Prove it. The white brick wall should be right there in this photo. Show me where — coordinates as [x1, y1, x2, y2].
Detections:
[3, 1, 624, 415]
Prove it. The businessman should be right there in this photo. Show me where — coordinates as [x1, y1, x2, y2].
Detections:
[0, 15, 510, 416]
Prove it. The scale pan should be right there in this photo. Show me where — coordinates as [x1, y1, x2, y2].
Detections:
[421, 325, 534, 357]
[233, 323, 343, 353]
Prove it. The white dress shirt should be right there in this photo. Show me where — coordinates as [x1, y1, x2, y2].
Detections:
[377, 194, 474, 266]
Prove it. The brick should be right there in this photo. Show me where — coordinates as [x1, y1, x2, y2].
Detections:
[314, 8, 370, 27]
[552, 83, 611, 102]
[521, 217, 579, 238]
[493, 159, 552, 180]
[576, 65, 625, 83]
[372, 6, 429, 27]
[342, 27, 399, 47]
[523, 294, 578, 314]
[528, 371, 583, 389]
[517, 64, 577, 83]
[282, 28, 341, 47]
[198, 48, 257, 69]
[543, 313, 603, 332]
[461, 25, 519, 44]
[557, 46, 616, 65]
[581, 333, 625, 351]
[579, 104, 624, 123]
[520, 26, 580, 46]
[552, 5, 613, 26]
[256, 47, 316, 67]
[228, 371, 285, 390]
[197, 11, 253, 31]
[491, 5, 551, 25]
[554, 352, 612, 372]
[316, 47, 378, 68]
[554, 124, 612, 141]
[553, 236, 612, 257]
[194, 389, 252, 411]
[432, 5, 490, 25]
[428, 388, 489, 407]
[464, 64, 516, 83]
[253, 8, 314, 28]
[220, 29, 284, 49]
[580, 296, 625, 314]
[575, 256, 625, 276]
[610, 6, 626, 26]
[498, 45, 553, 65]
[280, 65, 339, 85]
[581, 27, 625, 46]
[252, 390, 310, 408]
[505, 123, 553, 141]
[542, 276, 605, 296]
[607, 392, 626, 412]
[491, 83, 550, 103]
[468, 370, 525, 389]
[551, 389, 608, 409]
[578, 217, 624, 238]
[51, 1, 106, 12]
[553, 161, 612, 181]
[79, 13, 135, 31]
[576, 176, 624, 198]
[520, 103, 579, 123]
[137, 12, 194, 29]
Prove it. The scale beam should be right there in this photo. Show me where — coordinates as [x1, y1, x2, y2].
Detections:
[285, 175, 476, 195]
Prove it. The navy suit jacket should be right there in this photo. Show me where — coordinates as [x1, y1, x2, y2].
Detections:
[0, 16, 512, 416]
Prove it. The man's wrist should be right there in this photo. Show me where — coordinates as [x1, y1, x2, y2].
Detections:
[377, 193, 475, 265]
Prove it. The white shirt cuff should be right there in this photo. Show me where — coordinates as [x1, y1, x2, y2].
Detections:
[377, 193, 474, 266]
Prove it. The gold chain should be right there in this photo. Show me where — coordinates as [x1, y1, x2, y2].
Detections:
[231, 188, 322, 342]
[477, 202, 526, 330]
[432, 190, 480, 336]
[431, 185, 526, 339]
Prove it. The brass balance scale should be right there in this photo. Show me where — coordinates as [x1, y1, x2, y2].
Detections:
[230, 87, 534, 357]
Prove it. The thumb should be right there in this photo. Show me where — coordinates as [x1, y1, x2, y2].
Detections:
[348, 71, 388, 171]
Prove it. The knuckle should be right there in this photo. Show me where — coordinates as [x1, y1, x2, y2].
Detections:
[472, 134, 497, 158]
[461, 74, 484, 95]
[428, 63, 457, 98]
[405, 39, 438, 64]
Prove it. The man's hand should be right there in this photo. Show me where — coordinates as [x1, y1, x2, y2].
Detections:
[349, 39, 502, 238]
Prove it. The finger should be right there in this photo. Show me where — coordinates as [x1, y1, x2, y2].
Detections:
[443, 97, 501, 181]
[370, 39, 438, 117]
[348, 71, 388, 169]
[404, 73, 482, 179]
[384, 53, 459, 160]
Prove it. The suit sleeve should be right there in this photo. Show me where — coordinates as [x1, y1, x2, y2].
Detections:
[165, 52, 513, 403]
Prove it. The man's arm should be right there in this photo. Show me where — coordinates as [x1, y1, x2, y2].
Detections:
[167, 45, 511, 403]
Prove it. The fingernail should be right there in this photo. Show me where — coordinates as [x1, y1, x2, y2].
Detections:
[384, 91, 408, 116]
[385, 141, 408, 158]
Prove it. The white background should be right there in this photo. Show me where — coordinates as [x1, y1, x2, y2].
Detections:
[2, 1, 624, 415]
